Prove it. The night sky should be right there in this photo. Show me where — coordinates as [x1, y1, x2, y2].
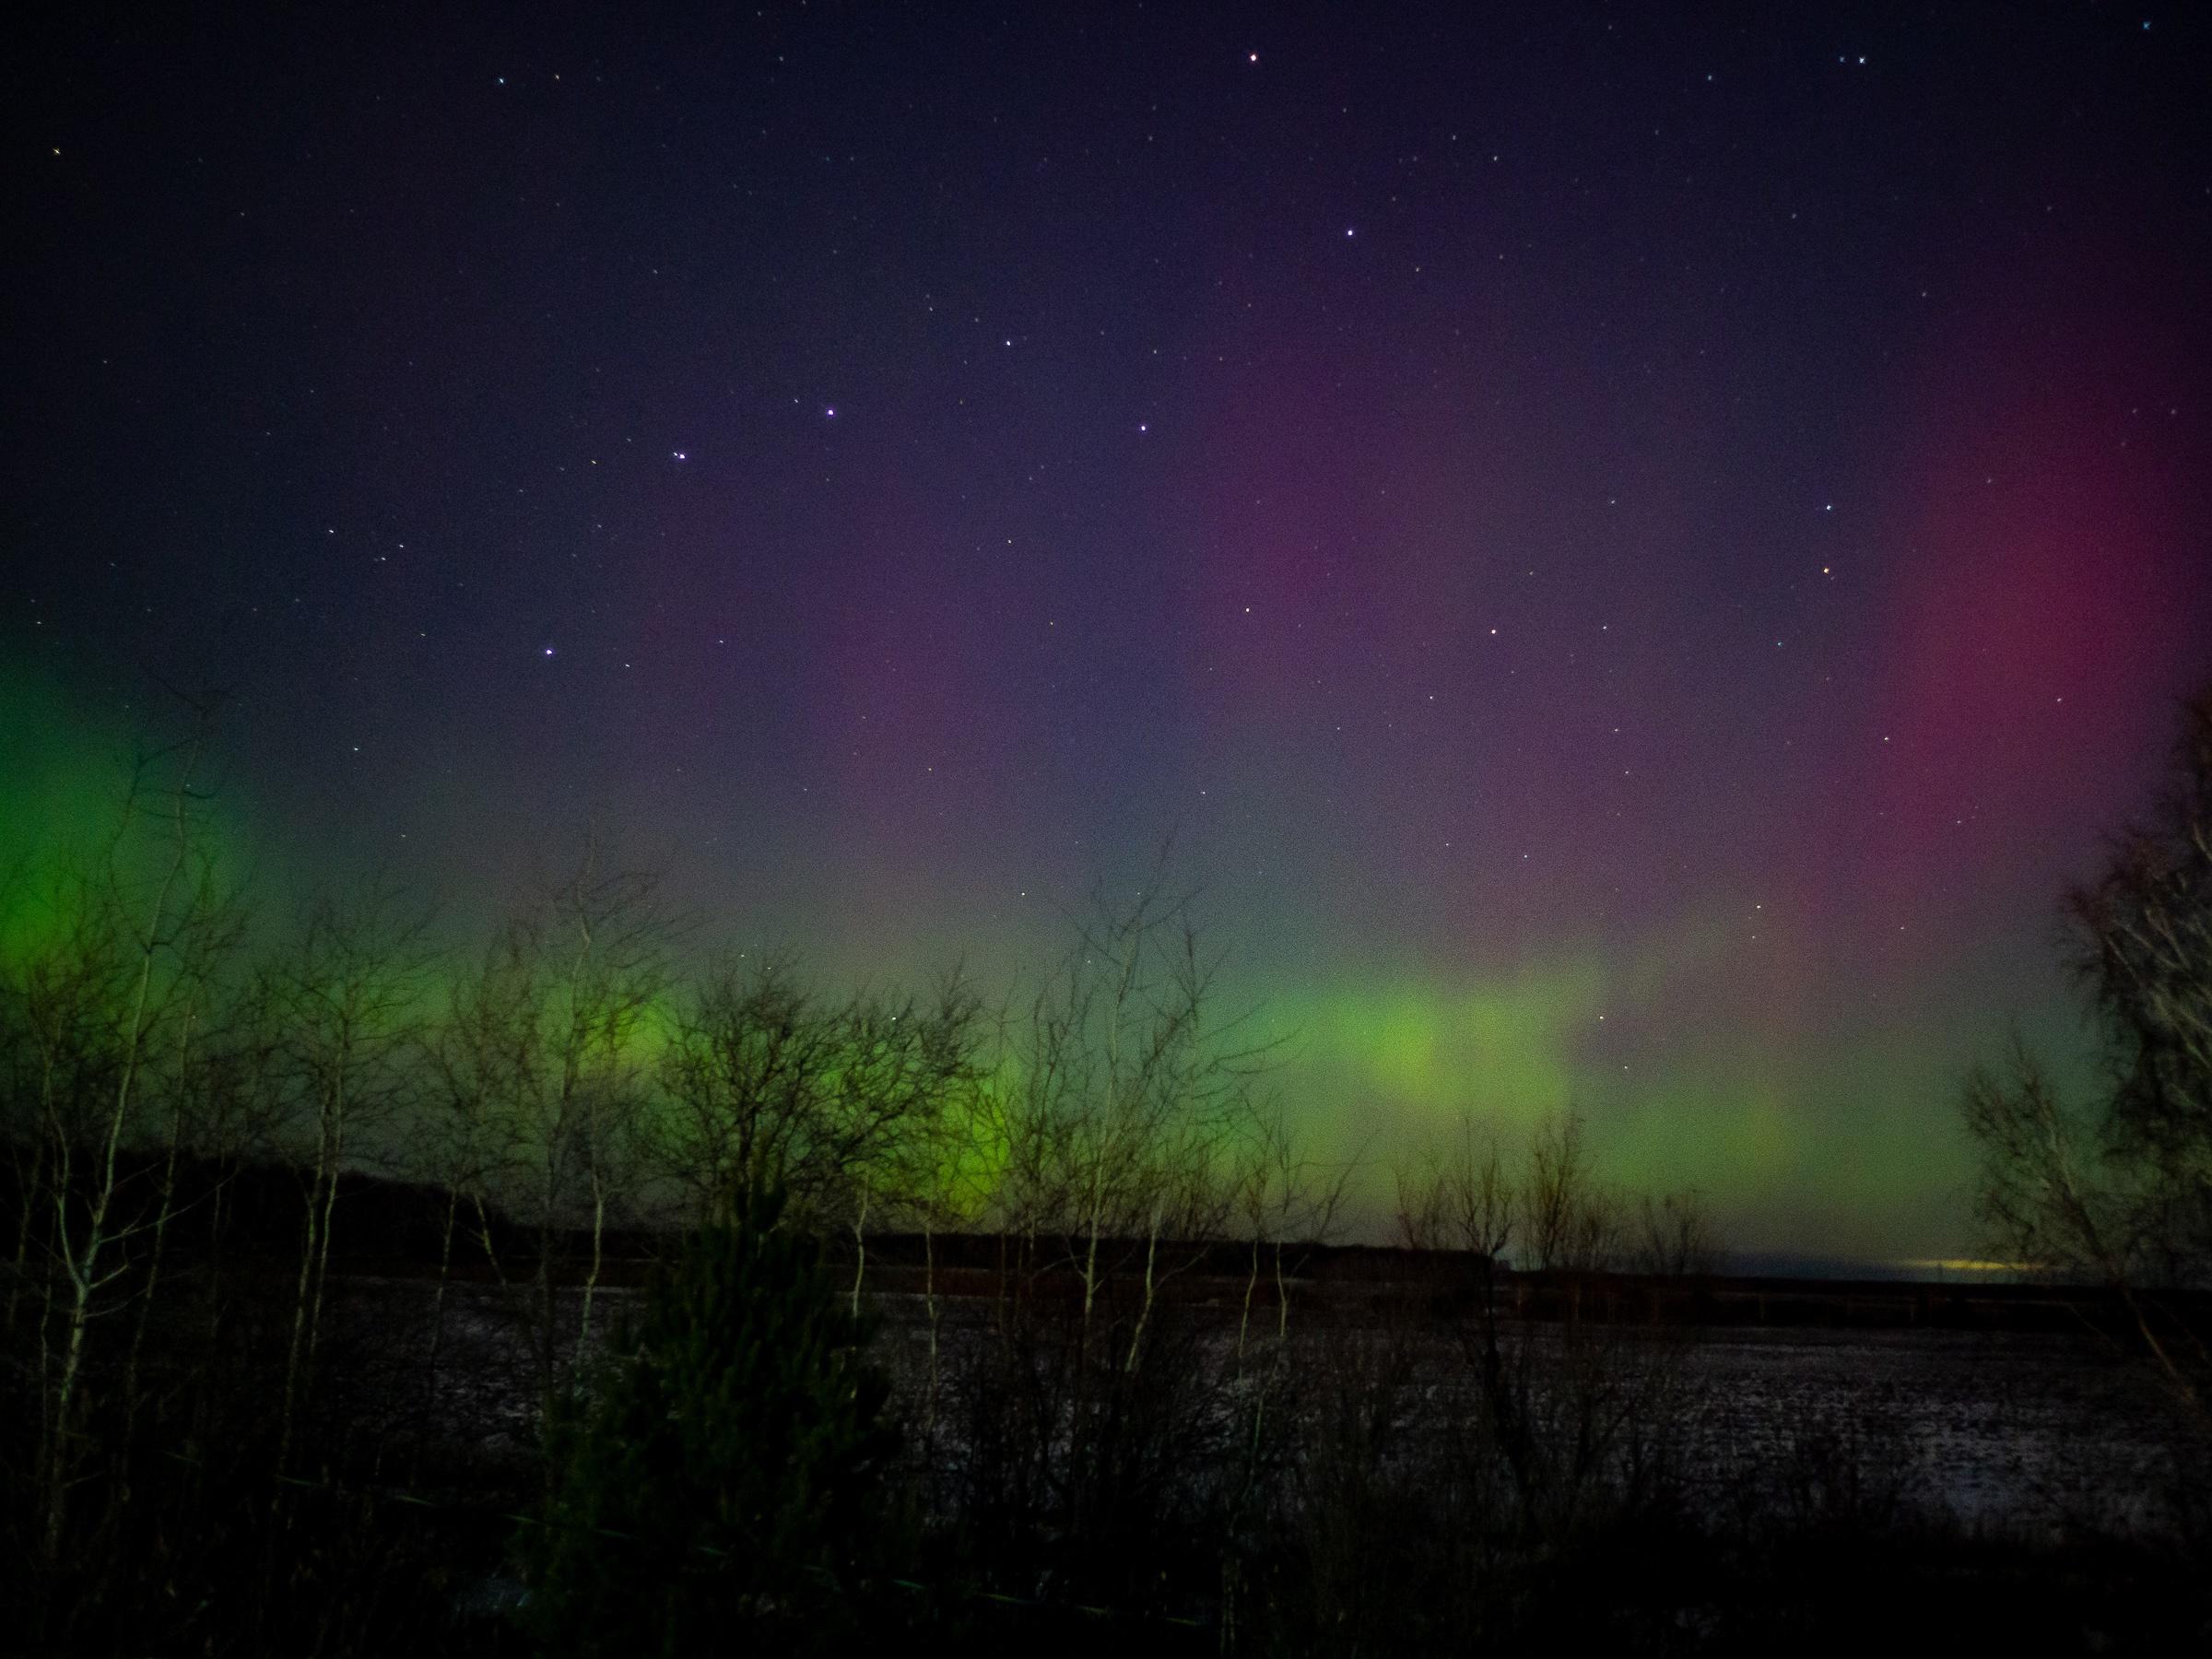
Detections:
[7, 4, 2210, 1261]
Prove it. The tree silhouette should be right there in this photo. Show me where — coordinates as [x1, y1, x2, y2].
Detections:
[521, 1178, 904, 1657]
[1964, 685, 2212, 1422]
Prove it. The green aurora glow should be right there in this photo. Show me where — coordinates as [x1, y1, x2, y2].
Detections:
[0, 658, 2128, 1263]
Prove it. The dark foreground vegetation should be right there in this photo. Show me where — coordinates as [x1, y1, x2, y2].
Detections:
[5, 690, 2211, 1653]
[5, 1150, 2209, 1658]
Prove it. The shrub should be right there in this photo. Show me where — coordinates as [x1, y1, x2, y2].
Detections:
[520, 1181, 904, 1657]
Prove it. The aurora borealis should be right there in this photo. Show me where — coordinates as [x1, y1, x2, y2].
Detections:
[6, 5, 2209, 1263]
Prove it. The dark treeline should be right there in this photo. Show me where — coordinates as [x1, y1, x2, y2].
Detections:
[6, 746, 2210, 1653]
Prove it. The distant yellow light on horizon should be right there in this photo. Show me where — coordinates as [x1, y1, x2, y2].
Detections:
[1893, 1258, 2030, 1277]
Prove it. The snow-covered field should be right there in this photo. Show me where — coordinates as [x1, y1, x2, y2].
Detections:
[323, 1278, 2188, 1535]
[1667, 1325, 2179, 1531]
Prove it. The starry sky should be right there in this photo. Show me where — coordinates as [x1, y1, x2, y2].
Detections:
[6, 3, 2210, 1262]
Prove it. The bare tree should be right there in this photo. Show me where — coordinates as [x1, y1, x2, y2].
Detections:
[1395, 1111, 1519, 1261]
[1964, 685, 2212, 1424]
[1394, 1111, 1701, 1545]
[262, 872, 437, 1470]
[652, 952, 982, 1233]
[432, 834, 672, 1396]
[936, 871, 1274, 1610]
[1632, 1189, 1720, 1279]
[976, 873, 1267, 1337]
[416, 932, 532, 1420]
[114, 852, 253, 1445]
[1229, 1100, 1354, 1366]
[6, 718, 247, 1561]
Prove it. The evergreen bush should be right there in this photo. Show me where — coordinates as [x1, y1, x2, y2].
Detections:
[521, 1181, 903, 1656]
